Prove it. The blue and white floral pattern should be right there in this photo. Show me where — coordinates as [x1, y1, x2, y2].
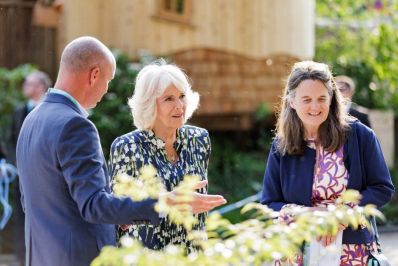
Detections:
[109, 125, 211, 251]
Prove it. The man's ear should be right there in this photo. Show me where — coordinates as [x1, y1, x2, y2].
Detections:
[89, 67, 100, 87]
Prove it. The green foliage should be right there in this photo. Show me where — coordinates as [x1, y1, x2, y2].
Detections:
[253, 103, 272, 122]
[316, 0, 398, 114]
[92, 169, 382, 266]
[316, 0, 398, 224]
[208, 135, 266, 218]
[89, 50, 142, 157]
[0, 64, 36, 146]
[381, 164, 398, 224]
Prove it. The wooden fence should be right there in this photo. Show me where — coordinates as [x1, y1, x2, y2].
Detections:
[0, 0, 57, 78]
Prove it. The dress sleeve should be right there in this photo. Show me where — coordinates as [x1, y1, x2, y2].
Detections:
[109, 136, 139, 186]
[202, 130, 211, 178]
[193, 129, 210, 196]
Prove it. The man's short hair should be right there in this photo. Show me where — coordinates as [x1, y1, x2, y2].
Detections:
[60, 36, 115, 72]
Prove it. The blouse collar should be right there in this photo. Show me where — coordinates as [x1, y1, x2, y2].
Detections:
[143, 127, 185, 150]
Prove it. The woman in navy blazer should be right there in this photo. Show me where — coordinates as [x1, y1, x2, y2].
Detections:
[261, 61, 394, 265]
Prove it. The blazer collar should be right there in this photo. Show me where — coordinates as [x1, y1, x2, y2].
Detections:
[43, 92, 87, 117]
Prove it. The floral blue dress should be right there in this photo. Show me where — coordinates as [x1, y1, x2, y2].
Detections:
[109, 125, 210, 251]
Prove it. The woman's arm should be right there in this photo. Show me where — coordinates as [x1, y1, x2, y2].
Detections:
[260, 141, 287, 211]
[358, 126, 395, 208]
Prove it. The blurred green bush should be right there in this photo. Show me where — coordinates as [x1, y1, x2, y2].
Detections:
[89, 50, 140, 157]
[0, 64, 36, 155]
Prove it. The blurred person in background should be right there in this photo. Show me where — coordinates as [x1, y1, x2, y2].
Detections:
[9, 70, 52, 165]
[9, 70, 52, 262]
[335, 75, 371, 128]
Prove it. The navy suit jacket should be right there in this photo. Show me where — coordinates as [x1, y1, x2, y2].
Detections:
[349, 104, 371, 128]
[261, 121, 394, 244]
[9, 104, 30, 164]
[16, 93, 159, 266]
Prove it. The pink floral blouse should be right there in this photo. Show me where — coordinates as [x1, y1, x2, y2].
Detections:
[275, 141, 371, 266]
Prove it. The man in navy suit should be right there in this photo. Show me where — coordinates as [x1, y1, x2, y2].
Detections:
[9, 71, 52, 165]
[16, 36, 225, 266]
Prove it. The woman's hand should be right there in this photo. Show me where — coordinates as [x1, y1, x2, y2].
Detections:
[317, 224, 346, 247]
[314, 210, 346, 246]
[311, 206, 346, 246]
[317, 234, 336, 247]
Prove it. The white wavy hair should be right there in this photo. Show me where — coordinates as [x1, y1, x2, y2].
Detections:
[128, 60, 200, 130]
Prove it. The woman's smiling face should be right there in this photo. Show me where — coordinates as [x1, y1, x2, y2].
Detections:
[290, 79, 331, 133]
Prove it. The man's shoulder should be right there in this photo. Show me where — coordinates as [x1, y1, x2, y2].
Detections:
[38, 100, 86, 120]
[350, 103, 369, 116]
[349, 103, 371, 128]
[24, 102, 93, 139]
[351, 102, 369, 111]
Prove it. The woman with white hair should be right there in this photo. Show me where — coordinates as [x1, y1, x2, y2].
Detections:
[109, 61, 216, 251]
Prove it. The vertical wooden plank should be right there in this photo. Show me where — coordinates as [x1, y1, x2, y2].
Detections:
[63, 0, 102, 42]
[0, 1, 57, 77]
[54, 0, 314, 61]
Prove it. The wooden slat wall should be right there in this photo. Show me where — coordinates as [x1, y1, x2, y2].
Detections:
[171, 48, 298, 130]
[0, 0, 57, 78]
[173, 48, 297, 116]
[60, 0, 314, 60]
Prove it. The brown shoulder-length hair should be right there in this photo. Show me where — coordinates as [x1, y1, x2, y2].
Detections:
[275, 61, 351, 156]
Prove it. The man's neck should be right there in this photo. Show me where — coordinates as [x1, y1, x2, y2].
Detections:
[54, 77, 87, 108]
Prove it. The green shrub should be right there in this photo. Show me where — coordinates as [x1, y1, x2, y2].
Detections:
[316, 0, 398, 114]
[316, 0, 398, 224]
[381, 165, 398, 225]
[0, 64, 36, 152]
[90, 50, 141, 157]
[207, 133, 271, 223]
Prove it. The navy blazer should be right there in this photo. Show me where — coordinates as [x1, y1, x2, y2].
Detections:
[261, 121, 395, 244]
[16, 93, 159, 266]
